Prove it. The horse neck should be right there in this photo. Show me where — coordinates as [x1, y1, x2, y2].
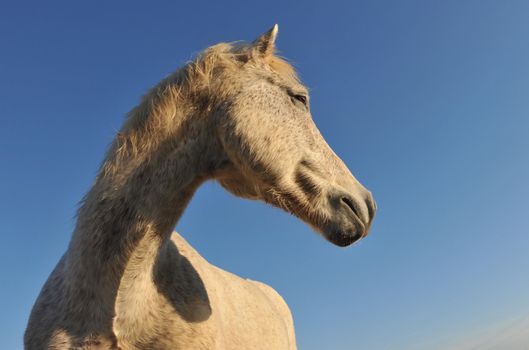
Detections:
[62, 87, 218, 322]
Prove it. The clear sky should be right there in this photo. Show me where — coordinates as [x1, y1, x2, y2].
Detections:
[1, 1, 529, 349]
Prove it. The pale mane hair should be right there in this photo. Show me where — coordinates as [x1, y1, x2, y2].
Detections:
[102, 42, 298, 180]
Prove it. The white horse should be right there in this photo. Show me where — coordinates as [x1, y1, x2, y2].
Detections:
[25, 25, 376, 349]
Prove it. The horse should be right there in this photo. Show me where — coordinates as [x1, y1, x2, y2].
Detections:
[25, 25, 376, 349]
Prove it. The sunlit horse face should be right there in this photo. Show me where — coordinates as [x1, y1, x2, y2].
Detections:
[216, 25, 376, 247]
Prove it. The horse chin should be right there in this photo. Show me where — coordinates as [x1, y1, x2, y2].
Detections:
[262, 188, 369, 247]
[310, 218, 366, 247]
[325, 230, 363, 247]
[309, 224, 365, 247]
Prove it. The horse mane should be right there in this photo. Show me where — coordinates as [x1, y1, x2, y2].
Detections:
[125, 42, 299, 131]
[100, 42, 298, 180]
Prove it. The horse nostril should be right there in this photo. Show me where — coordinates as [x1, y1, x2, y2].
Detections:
[341, 196, 361, 219]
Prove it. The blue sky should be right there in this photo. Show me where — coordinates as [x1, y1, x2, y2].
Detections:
[1, 1, 529, 349]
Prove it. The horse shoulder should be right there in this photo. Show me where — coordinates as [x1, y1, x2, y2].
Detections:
[249, 280, 296, 349]
[168, 232, 297, 349]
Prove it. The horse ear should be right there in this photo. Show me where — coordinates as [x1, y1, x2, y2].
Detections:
[252, 24, 278, 57]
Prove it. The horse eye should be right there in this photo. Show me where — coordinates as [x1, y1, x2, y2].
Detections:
[292, 94, 307, 106]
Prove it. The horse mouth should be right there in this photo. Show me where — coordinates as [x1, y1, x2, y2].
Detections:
[327, 231, 363, 247]
[322, 210, 367, 247]
[262, 165, 375, 247]
[290, 193, 370, 247]
[288, 162, 375, 247]
[308, 190, 371, 247]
